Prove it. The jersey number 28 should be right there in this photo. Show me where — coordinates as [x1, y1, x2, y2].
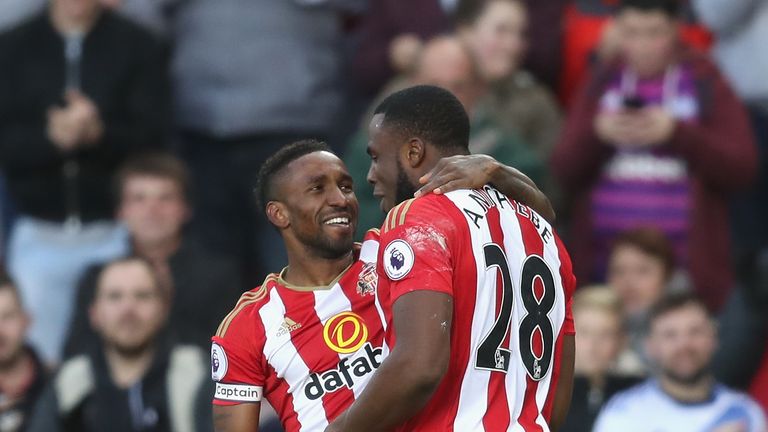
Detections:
[475, 243, 556, 381]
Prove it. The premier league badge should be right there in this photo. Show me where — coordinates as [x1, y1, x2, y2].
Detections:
[357, 262, 378, 296]
[211, 343, 228, 381]
[383, 239, 414, 280]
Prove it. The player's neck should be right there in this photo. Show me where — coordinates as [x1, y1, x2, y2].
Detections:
[658, 374, 715, 404]
[282, 250, 355, 288]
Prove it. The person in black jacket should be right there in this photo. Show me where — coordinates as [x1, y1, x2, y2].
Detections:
[561, 286, 643, 432]
[0, 272, 48, 432]
[0, 0, 169, 365]
[64, 153, 244, 357]
[28, 257, 212, 432]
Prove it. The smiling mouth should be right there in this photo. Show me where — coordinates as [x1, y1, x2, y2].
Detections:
[324, 217, 350, 227]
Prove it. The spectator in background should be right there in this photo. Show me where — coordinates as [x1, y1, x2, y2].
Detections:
[606, 227, 678, 373]
[455, 0, 563, 209]
[173, 0, 365, 287]
[517, 0, 568, 94]
[552, 0, 757, 312]
[64, 153, 243, 357]
[28, 257, 211, 432]
[559, 0, 712, 106]
[593, 293, 767, 432]
[345, 35, 546, 237]
[350, 0, 451, 98]
[0, 0, 169, 364]
[455, 0, 562, 164]
[562, 286, 641, 432]
[693, 0, 768, 305]
[0, 273, 47, 432]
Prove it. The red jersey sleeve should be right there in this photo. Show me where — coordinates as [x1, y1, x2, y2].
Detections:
[379, 197, 457, 303]
[211, 297, 268, 406]
[556, 235, 577, 336]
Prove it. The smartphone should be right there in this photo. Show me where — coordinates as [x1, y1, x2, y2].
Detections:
[622, 95, 646, 110]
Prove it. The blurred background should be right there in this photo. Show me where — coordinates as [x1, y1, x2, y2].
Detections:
[0, 0, 765, 430]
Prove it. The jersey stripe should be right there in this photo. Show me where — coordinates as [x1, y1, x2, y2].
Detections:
[483, 205, 512, 431]
[542, 237, 573, 420]
[397, 198, 415, 226]
[216, 283, 271, 337]
[277, 287, 338, 429]
[448, 192, 493, 432]
[312, 285, 360, 414]
[386, 202, 402, 231]
[388, 202, 402, 231]
[383, 207, 395, 233]
[384, 199, 416, 232]
[513, 203, 546, 432]
[264, 361, 303, 431]
[498, 200, 532, 432]
[259, 288, 317, 430]
[534, 223, 567, 429]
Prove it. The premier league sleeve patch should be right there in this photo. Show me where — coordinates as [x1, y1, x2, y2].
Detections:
[383, 239, 415, 281]
[211, 343, 228, 382]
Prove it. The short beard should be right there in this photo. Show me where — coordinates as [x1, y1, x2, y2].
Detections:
[296, 229, 354, 260]
[107, 337, 156, 360]
[395, 159, 417, 205]
[662, 363, 711, 386]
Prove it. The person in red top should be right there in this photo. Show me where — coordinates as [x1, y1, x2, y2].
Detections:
[327, 85, 576, 432]
[211, 140, 555, 431]
[552, 0, 757, 312]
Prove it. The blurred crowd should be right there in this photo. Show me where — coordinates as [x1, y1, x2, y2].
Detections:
[0, 0, 765, 431]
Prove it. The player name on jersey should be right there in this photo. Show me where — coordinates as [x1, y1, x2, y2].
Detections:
[462, 185, 554, 244]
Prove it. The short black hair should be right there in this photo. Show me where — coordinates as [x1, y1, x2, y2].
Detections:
[255, 139, 332, 211]
[373, 85, 470, 154]
[648, 292, 710, 328]
[619, 0, 682, 18]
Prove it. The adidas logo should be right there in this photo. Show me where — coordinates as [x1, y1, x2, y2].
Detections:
[276, 317, 302, 337]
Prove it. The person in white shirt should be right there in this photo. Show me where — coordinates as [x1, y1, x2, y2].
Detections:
[594, 292, 767, 432]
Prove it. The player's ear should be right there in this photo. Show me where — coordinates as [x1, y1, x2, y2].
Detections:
[266, 201, 290, 229]
[404, 137, 426, 168]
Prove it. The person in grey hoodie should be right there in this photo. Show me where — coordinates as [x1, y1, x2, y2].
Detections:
[169, 0, 365, 286]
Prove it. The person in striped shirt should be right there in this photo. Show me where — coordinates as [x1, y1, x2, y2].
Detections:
[211, 139, 553, 431]
[327, 85, 576, 432]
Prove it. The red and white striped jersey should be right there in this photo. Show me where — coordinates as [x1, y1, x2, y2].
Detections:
[211, 229, 388, 432]
[378, 186, 576, 432]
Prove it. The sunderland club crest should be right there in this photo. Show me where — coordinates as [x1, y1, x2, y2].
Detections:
[357, 262, 378, 296]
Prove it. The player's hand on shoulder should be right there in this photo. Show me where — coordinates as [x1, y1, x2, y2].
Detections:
[414, 154, 498, 197]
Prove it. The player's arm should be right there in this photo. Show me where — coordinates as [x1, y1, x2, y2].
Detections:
[550, 334, 575, 431]
[414, 154, 556, 222]
[213, 404, 260, 432]
[210, 306, 268, 432]
[326, 290, 453, 432]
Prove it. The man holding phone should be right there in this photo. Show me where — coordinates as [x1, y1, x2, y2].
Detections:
[552, 0, 757, 312]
